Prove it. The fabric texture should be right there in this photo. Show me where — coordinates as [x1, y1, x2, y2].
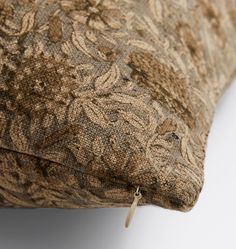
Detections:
[0, 0, 236, 211]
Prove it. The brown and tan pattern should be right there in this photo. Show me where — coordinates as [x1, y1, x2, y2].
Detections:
[0, 0, 236, 211]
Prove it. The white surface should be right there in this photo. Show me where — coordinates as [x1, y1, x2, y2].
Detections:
[0, 81, 236, 249]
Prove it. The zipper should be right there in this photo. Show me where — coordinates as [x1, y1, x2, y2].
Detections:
[125, 186, 142, 228]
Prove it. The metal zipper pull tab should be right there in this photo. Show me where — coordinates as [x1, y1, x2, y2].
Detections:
[125, 186, 142, 228]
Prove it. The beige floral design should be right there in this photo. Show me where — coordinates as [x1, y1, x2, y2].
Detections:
[60, 0, 125, 31]
[0, 0, 235, 211]
[2, 44, 79, 117]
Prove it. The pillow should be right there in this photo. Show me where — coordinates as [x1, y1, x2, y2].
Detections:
[0, 0, 236, 217]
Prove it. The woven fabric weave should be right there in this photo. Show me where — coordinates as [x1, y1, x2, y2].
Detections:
[0, 0, 236, 211]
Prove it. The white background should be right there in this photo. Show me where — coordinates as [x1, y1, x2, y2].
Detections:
[0, 81, 235, 249]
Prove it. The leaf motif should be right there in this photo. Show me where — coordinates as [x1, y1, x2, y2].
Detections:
[36, 23, 48, 34]
[92, 137, 104, 156]
[48, 15, 63, 43]
[110, 93, 150, 111]
[72, 31, 92, 57]
[120, 110, 146, 130]
[16, 10, 36, 35]
[95, 64, 120, 91]
[128, 40, 156, 52]
[61, 41, 74, 56]
[68, 98, 82, 123]
[83, 102, 108, 128]
[110, 93, 138, 104]
[147, 113, 158, 135]
[157, 118, 177, 135]
[9, 115, 29, 151]
[143, 15, 159, 37]
[149, 0, 162, 22]
[181, 136, 197, 167]
[101, 33, 118, 45]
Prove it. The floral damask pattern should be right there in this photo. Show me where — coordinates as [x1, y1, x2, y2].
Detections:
[0, 0, 236, 210]
[4, 46, 79, 116]
[60, 0, 125, 31]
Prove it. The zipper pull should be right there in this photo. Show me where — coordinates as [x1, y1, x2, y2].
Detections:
[125, 186, 142, 228]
